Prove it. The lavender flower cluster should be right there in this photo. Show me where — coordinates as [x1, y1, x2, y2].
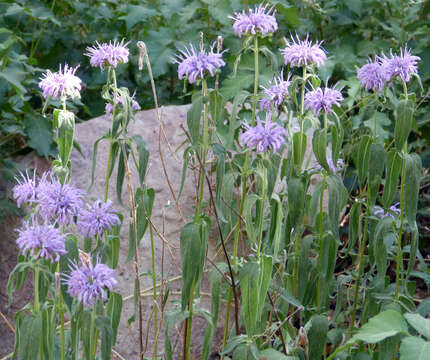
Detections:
[230, 4, 278, 37]
[357, 46, 420, 92]
[13, 171, 119, 307]
[373, 203, 401, 220]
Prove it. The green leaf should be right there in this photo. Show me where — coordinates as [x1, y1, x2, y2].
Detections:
[308, 315, 329, 360]
[312, 129, 329, 171]
[187, 94, 203, 145]
[19, 313, 42, 360]
[368, 143, 386, 205]
[180, 220, 209, 311]
[95, 316, 113, 360]
[220, 73, 254, 100]
[259, 348, 294, 359]
[106, 292, 123, 344]
[400, 336, 430, 360]
[357, 135, 371, 186]
[119, 5, 157, 31]
[132, 135, 150, 186]
[89, 135, 108, 190]
[382, 149, 402, 208]
[0, 66, 27, 96]
[331, 124, 344, 165]
[404, 153, 422, 229]
[404, 313, 430, 339]
[244, 194, 259, 245]
[287, 177, 305, 228]
[395, 99, 414, 151]
[293, 132, 307, 170]
[327, 175, 347, 239]
[24, 115, 56, 158]
[59, 236, 79, 312]
[354, 310, 408, 343]
[55, 110, 75, 167]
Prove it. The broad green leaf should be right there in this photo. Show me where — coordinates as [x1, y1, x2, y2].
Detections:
[95, 315, 113, 360]
[287, 177, 305, 228]
[404, 313, 430, 339]
[293, 132, 307, 170]
[368, 143, 386, 205]
[240, 261, 260, 335]
[24, 115, 56, 158]
[382, 149, 402, 208]
[259, 348, 295, 359]
[187, 94, 203, 145]
[220, 73, 254, 100]
[308, 315, 329, 360]
[395, 99, 414, 151]
[400, 336, 430, 360]
[119, 5, 157, 31]
[354, 309, 408, 343]
[209, 90, 226, 127]
[19, 313, 42, 360]
[312, 129, 329, 171]
[404, 153, 422, 229]
[357, 135, 371, 186]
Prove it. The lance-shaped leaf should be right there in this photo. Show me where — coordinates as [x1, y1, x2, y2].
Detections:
[187, 94, 203, 145]
[327, 175, 348, 239]
[287, 177, 305, 228]
[357, 135, 371, 186]
[394, 99, 414, 151]
[312, 128, 329, 171]
[331, 124, 344, 165]
[368, 143, 386, 205]
[293, 131, 307, 169]
[308, 315, 329, 360]
[404, 153, 422, 229]
[382, 149, 402, 208]
[54, 109, 75, 166]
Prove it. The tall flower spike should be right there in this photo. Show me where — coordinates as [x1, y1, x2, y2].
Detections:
[105, 91, 141, 115]
[37, 173, 84, 226]
[173, 42, 226, 84]
[240, 112, 288, 153]
[64, 259, 117, 308]
[357, 57, 389, 92]
[259, 72, 291, 111]
[380, 46, 420, 83]
[304, 85, 343, 116]
[16, 217, 67, 262]
[281, 34, 326, 68]
[229, 3, 278, 37]
[85, 39, 130, 69]
[78, 200, 121, 238]
[13, 170, 39, 208]
[39, 64, 81, 100]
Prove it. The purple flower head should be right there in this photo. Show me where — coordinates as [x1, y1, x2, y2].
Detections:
[259, 72, 291, 111]
[13, 170, 38, 208]
[105, 91, 140, 116]
[173, 42, 226, 84]
[85, 39, 129, 69]
[315, 153, 344, 174]
[380, 46, 420, 83]
[304, 85, 343, 116]
[37, 174, 84, 225]
[281, 34, 326, 68]
[78, 200, 121, 238]
[64, 259, 117, 308]
[16, 217, 67, 262]
[39, 64, 81, 100]
[357, 58, 390, 92]
[240, 113, 288, 153]
[229, 4, 278, 37]
[373, 203, 401, 220]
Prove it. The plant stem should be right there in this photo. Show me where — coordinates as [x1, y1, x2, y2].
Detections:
[149, 220, 158, 359]
[395, 142, 407, 300]
[104, 141, 113, 202]
[89, 305, 97, 359]
[292, 231, 300, 298]
[33, 265, 40, 313]
[316, 176, 326, 313]
[196, 79, 209, 217]
[184, 281, 195, 360]
[373, 92, 378, 141]
[257, 161, 267, 259]
[298, 66, 307, 171]
[121, 142, 144, 359]
[351, 204, 369, 332]
[252, 36, 259, 126]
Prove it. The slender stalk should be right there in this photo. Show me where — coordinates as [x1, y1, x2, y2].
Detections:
[184, 281, 195, 360]
[252, 36, 259, 125]
[104, 142, 113, 202]
[33, 265, 40, 313]
[373, 92, 378, 141]
[57, 266, 65, 360]
[395, 142, 407, 300]
[256, 162, 267, 259]
[196, 78, 209, 217]
[149, 221, 158, 359]
[121, 142, 144, 359]
[89, 305, 97, 359]
[316, 176, 326, 313]
[351, 205, 369, 332]
[395, 82, 409, 299]
[292, 231, 300, 297]
[297, 66, 307, 171]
